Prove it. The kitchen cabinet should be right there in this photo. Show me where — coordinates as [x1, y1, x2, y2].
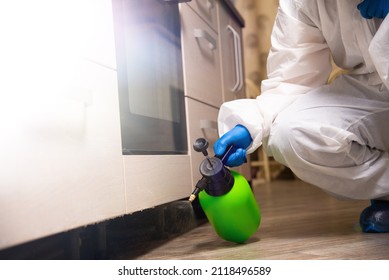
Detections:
[0, 0, 246, 251]
[181, 1, 249, 187]
[0, 0, 125, 250]
[0, 58, 126, 250]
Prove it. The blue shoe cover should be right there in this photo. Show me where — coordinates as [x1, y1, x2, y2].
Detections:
[360, 200, 389, 233]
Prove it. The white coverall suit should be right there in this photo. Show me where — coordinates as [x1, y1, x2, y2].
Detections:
[218, 0, 389, 200]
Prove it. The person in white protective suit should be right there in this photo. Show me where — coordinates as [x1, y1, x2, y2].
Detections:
[214, 0, 389, 233]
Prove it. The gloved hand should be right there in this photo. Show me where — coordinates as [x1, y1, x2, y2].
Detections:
[213, 125, 252, 167]
[358, 0, 389, 19]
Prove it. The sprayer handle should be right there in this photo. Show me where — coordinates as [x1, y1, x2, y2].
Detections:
[193, 138, 210, 157]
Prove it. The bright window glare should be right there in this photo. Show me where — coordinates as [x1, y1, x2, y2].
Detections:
[1, 1, 90, 95]
[0, 0, 109, 130]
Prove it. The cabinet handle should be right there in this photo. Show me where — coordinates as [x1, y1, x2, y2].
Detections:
[200, 119, 218, 131]
[227, 25, 243, 92]
[194, 28, 216, 50]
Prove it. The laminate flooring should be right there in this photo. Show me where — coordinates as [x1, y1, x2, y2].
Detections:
[134, 179, 389, 260]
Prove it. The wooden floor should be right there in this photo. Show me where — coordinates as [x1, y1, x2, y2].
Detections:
[134, 179, 389, 260]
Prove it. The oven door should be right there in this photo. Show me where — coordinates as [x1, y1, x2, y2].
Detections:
[112, 0, 188, 155]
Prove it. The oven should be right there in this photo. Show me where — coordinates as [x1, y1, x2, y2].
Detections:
[112, 0, 189, 155]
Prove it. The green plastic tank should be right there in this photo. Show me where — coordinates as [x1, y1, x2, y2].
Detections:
[189, 138, 261, 244]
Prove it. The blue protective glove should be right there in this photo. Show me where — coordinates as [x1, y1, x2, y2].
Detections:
[357, 0, 389, 19]
[213, 125, 252, 167]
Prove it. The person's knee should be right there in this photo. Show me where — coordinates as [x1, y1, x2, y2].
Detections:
[268, 117, 356, 168]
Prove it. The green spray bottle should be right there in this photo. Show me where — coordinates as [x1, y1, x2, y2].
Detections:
[189, 138, 261, 244]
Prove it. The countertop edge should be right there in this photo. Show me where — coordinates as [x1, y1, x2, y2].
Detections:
[221, 0, 245, 27]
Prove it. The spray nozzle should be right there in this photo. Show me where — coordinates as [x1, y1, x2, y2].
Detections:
[189, 177, 207, 203]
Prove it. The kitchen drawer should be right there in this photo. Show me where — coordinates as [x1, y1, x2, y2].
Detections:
[186, 97, 219, 188]
[180, 4, 223, 108]
[186, 0, 218, 32]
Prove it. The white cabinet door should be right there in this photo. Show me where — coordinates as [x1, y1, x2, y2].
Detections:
[0, 0, 125, 250]
[218, 3, 246, 102]
[0, 59, 125, 250]
[180, 4, 223, 107]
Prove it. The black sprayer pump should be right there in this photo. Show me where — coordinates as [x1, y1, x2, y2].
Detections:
[189, 138, 234, 201]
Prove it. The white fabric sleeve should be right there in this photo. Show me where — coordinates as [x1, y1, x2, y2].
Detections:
[218, 98, 264, 154]
[369, 15, 389, 91]
[218, 0, 332, 154]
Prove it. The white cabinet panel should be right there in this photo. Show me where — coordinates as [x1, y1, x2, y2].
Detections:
[123, 155, 192, 213]
[0, 60, 125, 249]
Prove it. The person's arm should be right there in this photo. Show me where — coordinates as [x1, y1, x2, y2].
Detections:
[217, 0, 332, 157]
[369, 14, 389, 91]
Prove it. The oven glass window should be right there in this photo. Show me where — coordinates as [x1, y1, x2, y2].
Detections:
[112, 0, 187, 155]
